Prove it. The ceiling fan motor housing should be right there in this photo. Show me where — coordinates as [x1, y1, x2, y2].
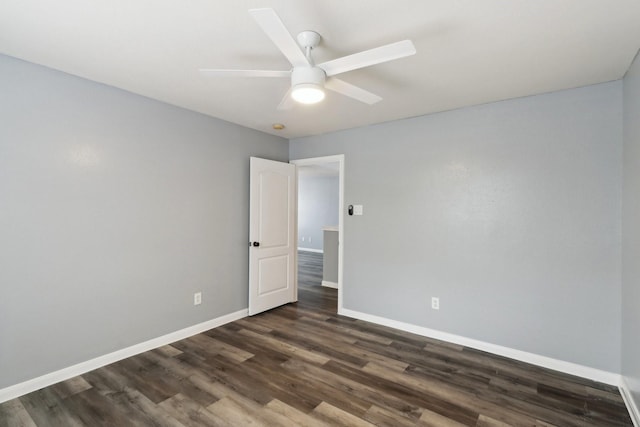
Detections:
[291, 66, 326, 87]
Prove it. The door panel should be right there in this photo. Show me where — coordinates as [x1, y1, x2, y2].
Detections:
[258, 255, 289, 294]
[249, 157, 296, 315]
[259, 172, 290, 248]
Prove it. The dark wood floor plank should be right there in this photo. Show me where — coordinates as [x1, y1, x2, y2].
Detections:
[311, 401, 375, 427]
[102, 386, 186, 427]
[263, 399, 327, 427]
[326, 315, 436, 348]
[362, 404, 420, 427]
[0, 398, 36, 427]
[238, 312, 297, 331]
[296, 313, 394, 345]
[237, 327, 332, 365]
[157, 393, 226, 427]
[267, 327, 370, 368]
[281, 358, 423, 422]
[231, 317, 274, 333]
[279, 303, 334, 322]
[206, 396, 268, 427]
[204, 324, 292, 367]
[0, 251, 632, 426]
[587, 384, 627, 405]
[419, 407, 470, 426]
[108, 355, 181, 405]
[50, 376, 92, 400]
[279, 313, 360, 345]
[134, 358, 217, 406]
[267, 316, 412, 372]
[240, 354, 373, 417]
[359, 360, 543, 426]
[62, 388, 133, 427]
[476, 414, 515, 427]
[19, 388, 85, 427]
[213, 389, 307, 427]
[243, 357, 376, 419]
[322, 359, 481, 426]
[176, 352, 277, 409]
[187, 333, 254, 363]
[537, 382, 632, 425]
[368, 359, 600, 427]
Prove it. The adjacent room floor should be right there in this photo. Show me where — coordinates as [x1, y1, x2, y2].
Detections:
[0, 252, 632, 426]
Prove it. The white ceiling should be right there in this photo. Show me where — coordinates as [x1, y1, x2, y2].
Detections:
[2, 1, 639, 139]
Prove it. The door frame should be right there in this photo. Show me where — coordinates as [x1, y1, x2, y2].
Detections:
[290, 154, 344, 313]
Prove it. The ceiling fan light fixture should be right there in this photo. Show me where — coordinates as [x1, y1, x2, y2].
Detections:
[291, 83, 325, 104]
[291, 67, 326, 104]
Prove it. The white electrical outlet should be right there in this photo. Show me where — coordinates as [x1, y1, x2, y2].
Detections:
[308, 237, 312, 243]
[301, 237, 305, 242]
[194, 292, 202, 306]
[431, 297, 439, 310]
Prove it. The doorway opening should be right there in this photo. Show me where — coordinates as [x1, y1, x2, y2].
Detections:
[291, 155, 344, 314]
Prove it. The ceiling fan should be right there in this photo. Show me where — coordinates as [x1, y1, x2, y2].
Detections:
[199, 8, 416, 109]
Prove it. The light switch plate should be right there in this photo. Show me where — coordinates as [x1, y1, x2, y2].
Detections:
[353, 205, 363, 215]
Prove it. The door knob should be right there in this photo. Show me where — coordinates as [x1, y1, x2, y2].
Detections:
[252, 242, 260, 247]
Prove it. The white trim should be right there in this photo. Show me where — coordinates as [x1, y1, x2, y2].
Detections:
[339, 308, 621, 386]
[293, 166, 299, 304]
[323, 226, 339, 232]
[0, 309, 248, 404]
[620, 377, 640, 426]
[321, 280, 338, 289]
[297, 247, 323, 253]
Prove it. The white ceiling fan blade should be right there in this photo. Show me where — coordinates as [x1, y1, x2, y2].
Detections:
[249, 8, 310, 68]
[319, 40, 416, 77]
[277, 88, 295, 110]
[325, 77, 382, 104]
[199, 69, 290, 78]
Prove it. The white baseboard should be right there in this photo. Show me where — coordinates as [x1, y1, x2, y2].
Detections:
[620, 377, 640, 426]
[338, 308, 621, 386]
[0, 309, 248, 404]
[298, 247, 323, 253]
[321, 280, 338, 289]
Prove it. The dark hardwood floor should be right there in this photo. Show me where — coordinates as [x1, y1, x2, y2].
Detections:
[0, 251, 632, 426]
[297, 250, 324, 288]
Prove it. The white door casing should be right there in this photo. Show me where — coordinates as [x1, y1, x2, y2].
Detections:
[249, 157, 297, 316]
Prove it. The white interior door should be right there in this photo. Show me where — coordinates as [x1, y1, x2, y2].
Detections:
[249, 157, 297, 316]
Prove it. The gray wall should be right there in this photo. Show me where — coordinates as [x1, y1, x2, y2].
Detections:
[0, 55, 288, 389]
[622, 50, 640, 408]
[323, 230, 339, 284]
[298, 175, 339, 251]
[291, 82, 623, 372]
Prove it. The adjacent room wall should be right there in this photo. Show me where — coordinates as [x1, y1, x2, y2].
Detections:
[0, 55, 288, 389]
[298, 174, 339, 251]
[291, 82, 623, 372]
[622, 49, 640, 411]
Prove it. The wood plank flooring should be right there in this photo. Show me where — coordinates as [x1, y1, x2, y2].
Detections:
[297, 250, 324, 287]
[0, 251, 633, 426]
